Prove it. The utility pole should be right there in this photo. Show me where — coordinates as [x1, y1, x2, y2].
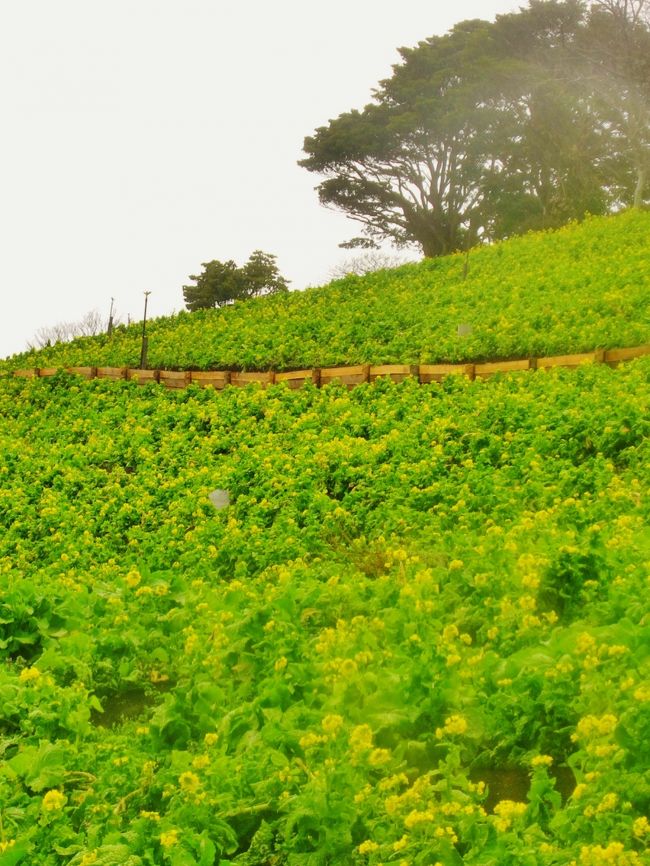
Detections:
[107, 297, 115, 336]
[140, 291, 151, 368]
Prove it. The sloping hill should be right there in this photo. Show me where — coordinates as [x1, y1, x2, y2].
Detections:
[1, 208, 650, 865]
[2, 209, 649, 372]
[1, 359, 650, 864]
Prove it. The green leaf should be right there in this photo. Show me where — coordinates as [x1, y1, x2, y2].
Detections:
[0, 842, 30, 866]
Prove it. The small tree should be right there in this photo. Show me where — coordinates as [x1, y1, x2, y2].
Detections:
[182, 251, 289, 311]
[328, 251, 415, 280]
[28, 309, 118, 349]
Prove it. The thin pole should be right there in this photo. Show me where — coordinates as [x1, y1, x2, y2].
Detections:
[140, 291, 151, 368]
[107, 296, 115, 336]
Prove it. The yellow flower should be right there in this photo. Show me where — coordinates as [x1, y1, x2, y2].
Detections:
[204, 732, 218, 746]
[573, 714, 618, 741]
[125, 569, 141, 588]
[42, 789, 67, 811]
[378, 773, 409, 792]
[141, 760, 157, 779]
[299, 732, 326, 749]
[357, 840, 380, 854]
[576, 633, 597, 654]
[632, 816, 649, 837]
[596, 792, 618, 813]
[393, 835, 409, 852]
[442, 624, 459, 642]
[633, 683, 650, 702]
[19, 666, 41, 682]
[435, 714, 468, 738]
[179, 771, 201, 793]
[492, 799, 527, 832]
[590, 743, 619, 758]
[404, 809, 434, 829]
[350, 724, 373, 751]
[340, 658, 358, 677]
[140, 810, 161, 821]
[160, 830, 179, 848]
[354, 784, 372, 804]
[274, 656, 288, 672]
[0, 841, 15, 854]
[80, 854, 98, 866]
[578, 842, 641, 865]
[531, 754, 553, 768]
[368, 748, 391, 766]
[321, 714, 344, 735]
[192, 754, 210, 769]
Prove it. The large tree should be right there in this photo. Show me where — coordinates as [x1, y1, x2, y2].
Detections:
[300, 19, 504, 257]
[182, 251, 289, 312]
[577, 0, 650, 207]
[480, 0, 615, 237]
[300, 0, 649, 257]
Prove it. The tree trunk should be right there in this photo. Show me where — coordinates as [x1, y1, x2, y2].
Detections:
[633, 165, 647, 208]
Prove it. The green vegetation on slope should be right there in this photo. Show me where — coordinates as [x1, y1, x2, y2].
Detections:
[3, 210, 649, 373]
[1, 364, 649, 864]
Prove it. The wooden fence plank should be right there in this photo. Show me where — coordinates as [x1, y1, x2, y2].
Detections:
[230, 371, 275, 388]
[369, 364, 419, 383]
[419, 363, 474, 383]
[537, 350, 605, 370]
[7, 342, 648, 394]
[96, 366, 128, 380]
[605, 345, 650, 366]
[274, 369, 320, 388]
[129, 369, 160, 385]
[320, 364, 370, 388]
[190, 371, 231, 389]
[66, 366, 97, 379]
[475, 359, 533, 378]
[159, 370, 190, 389]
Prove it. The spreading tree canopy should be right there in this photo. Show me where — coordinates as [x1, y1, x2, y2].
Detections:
[183, 251, 289, 312]
[300, 0, 649, 257]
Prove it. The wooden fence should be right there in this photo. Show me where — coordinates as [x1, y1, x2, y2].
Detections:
[6, 344, 650, 390]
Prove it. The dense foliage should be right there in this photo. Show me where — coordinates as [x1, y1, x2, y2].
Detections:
[182, 252, 289, 313]
[300, 0, 650, 254]
[1, 361, 649, 864]
[1, 210, 649, 373]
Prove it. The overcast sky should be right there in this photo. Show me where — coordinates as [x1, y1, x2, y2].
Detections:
[0, 0, 523, 358]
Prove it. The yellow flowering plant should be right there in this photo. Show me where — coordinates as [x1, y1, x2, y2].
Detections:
[1, 296, 650, 863]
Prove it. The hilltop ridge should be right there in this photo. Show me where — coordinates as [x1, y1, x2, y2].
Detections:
[2, 209, 649, 373]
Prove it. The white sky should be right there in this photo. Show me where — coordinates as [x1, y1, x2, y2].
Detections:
[0, 0, 523, 358]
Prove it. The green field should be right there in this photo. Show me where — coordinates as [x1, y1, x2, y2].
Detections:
[2, 209, 649, 374]
[1, 357, 649, 864]
[1, 210, 650, 865]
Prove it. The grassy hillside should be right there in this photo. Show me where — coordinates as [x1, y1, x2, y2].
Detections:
[1, 363, 649, 864]
[2, 209, 650, 372]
